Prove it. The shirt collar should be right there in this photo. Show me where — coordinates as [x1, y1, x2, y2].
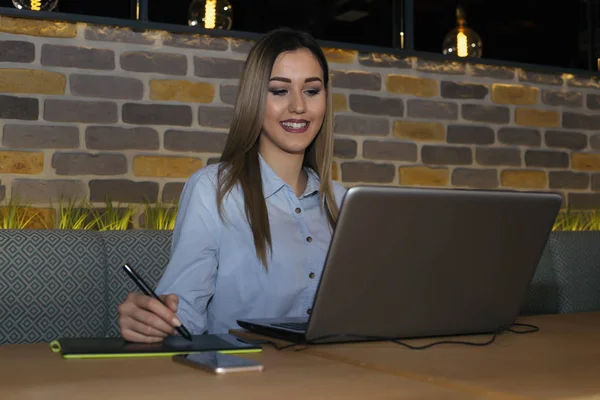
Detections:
[259, 153, 320, 199]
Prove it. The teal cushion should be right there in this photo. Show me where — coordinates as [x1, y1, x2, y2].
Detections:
[0, 230, 106, 344]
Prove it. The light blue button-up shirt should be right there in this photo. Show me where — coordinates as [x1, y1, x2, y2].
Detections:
[156, 155, 347, 334]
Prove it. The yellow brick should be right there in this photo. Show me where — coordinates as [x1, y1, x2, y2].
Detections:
[515, 108, 560, 128]
[134, 156, 203, 178]
[0, 69, 66, 95]
[386, 75, 438, 97]
[0, 207, 54, 229]
[492, 84, 539, 105]
[0, 16, 77, 38]
[332, 93, 347, 112]
[150, 80, 215, 103]
[572, 153, 600, 171]
[394, 120, 445, 141]
[323, 48, 357, 64]
[501, 170, 547, 189]
[0, 151, 43, 174]
[399, 166, 449, 187]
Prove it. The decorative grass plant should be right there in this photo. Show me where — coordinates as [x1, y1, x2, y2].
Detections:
[142, 200, 178, 230]
[552, 209, 600, 232]
[0, 197, 46, 229]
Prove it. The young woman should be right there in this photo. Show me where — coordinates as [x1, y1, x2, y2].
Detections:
[118, 27, 347, 343]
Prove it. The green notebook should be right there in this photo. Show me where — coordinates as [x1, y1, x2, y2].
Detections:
[50, 333, 262, 359]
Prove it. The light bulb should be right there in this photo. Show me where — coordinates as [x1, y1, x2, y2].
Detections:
[12, 0, 58, 11]
[442, 6, 482, 58]
[188, 0, 233, 30]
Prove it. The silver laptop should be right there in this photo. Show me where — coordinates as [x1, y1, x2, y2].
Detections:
[237, 185, 562, 344]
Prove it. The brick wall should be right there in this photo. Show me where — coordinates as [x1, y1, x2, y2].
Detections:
[2, 14, 600, 223]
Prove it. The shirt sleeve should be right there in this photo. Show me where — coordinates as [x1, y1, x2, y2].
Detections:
[155, 168, 221, 335]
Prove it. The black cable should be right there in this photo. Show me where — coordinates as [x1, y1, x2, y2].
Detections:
[250, 322, 540, 352]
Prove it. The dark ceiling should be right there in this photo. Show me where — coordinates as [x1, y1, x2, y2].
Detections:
[0, 0, 590, 69]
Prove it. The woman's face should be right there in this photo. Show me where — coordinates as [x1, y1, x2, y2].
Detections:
[259, 48, 326, 159]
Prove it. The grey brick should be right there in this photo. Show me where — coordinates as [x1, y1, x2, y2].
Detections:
[12, 179, 86, 203]
[52, 153, 127, 175]
[452, 168, 499, 188]
[593, 174, 600, 191]
[416, 60, 465, 74]
[545, 130, 587, 150]
[441, 81, 488, 99]
[70, 74, 144, 100]
[407, 99, 458, 120]
[421, 145, 472, 165]
[567, 77, 600, 89]
[0, 95, 38, 120]
[447, 125, 494, 145]
[231, 39, 254, 53]
[497, 127, 541, 146]
[220, 84, 237, 105]
[44, 99, 117, 123]
[0, 41, 34, 63]
[567, 193, 600, 209]
[542, 90, 583, 108]
[207, 157, 221, 165]
[3, 124, 79, 149]
[476, 147, 521, 166]
[563, 112, 600, 130]
[194, 56, 245, 79]
[164, 130, 228, 153]
[85, 25, 156, 44]
[341, 161, 395, 183]
[349, 94, 403, 116]
[90, 179, 158, 203]
[162, 182, 185, 203]
[518, 71, 562, 86]
[525, 150, 569, 168]
[549, 171, 589, 189]
[358, 53, 411, 68]
[590, 134, 600, 150]
[0, 181, 5, 202]
[334, 115, 389, 135]
[123, 103, 192, 126]
[163, 33, 228, 50]
[41, 44, 115, 70]
[363, 140, 417, 161]
[334, 138, 358, 158]
[462, 104, 510, 124]
[470, 64, 515, 80]
[121, 51, 187, 75]
[86, 126, 159, 150]
[198, 106, 233, 129]
[331, 70, 381, 90]
[587, 94, 600, 110]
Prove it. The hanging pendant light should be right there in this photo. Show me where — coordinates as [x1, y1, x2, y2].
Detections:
[12, 0, 58, 11]
[188, 0, 233, 30]
[442, 6, 482, 58]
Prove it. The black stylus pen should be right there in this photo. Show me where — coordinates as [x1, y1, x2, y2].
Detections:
[122, 263, 193, 341]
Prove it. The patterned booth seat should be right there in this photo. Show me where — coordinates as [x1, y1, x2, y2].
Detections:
[1, 230, 599, 344]
[0, 230, 172, 345]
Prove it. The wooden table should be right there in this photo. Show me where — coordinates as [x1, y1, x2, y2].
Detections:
[1, 312, 598, 399]
[0, 341, 486, 399]
[255, 312, 600, 400]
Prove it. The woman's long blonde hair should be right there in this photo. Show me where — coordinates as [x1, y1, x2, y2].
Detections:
[216, 27, 339, 268]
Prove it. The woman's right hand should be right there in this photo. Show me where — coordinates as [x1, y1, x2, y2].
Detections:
[118, 292, 182, 343]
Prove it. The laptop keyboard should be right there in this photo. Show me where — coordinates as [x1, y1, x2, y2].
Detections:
[272, 322, 308, 332]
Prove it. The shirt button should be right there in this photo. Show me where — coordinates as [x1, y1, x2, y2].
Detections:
[306, 236, 313, 243]
[307, 308, 312, 315]
[295, 208, 301, 214]
[309, 272, 315, 279]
